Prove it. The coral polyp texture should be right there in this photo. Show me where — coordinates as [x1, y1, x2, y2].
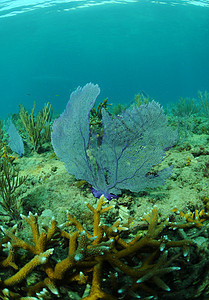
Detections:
[0, 195, 199, 299]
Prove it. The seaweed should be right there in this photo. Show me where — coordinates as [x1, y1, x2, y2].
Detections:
[0, 159, 27, 221]
[19, 102, 52, 152]
[172, 97, 200, 117]
[198, 90, 209, 117]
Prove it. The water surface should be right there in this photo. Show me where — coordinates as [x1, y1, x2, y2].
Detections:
[0, 0, 208, 117]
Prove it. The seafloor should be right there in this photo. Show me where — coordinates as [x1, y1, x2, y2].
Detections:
[1, 112, 209, 299]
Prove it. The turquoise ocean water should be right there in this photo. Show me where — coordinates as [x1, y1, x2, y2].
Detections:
[0, 0, 208, 118]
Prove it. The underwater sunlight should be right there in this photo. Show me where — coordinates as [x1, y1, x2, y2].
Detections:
[0, 0, 209, 299]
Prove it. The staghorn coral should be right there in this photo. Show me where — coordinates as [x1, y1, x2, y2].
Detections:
[170, 208, 209, 229]
[0, 195, 198, 299]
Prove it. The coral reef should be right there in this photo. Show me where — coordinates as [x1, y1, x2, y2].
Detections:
[1, 91, 209, 299]
[0, 195, 202, 299]
[51, 83, 177, 200]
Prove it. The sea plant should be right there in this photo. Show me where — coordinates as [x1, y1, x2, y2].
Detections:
[0, 121, 16, 164]
[0, 120, 5, 158]
[51, 83, 177, 200]
[7, 121, 24, 157]
[0, 120, 4, 141]
[0, 159, 27, 221]
[134, 91, 151, 107]
[198, 90, 209, 117]
[90, 98, 111, 139]
[171, 97, 201, 140]
[172, 97, 200, 117]
[19, 102, 52, 152]
[111, 103, 126, 115]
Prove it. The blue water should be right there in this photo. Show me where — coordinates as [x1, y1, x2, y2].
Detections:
[0, 0, 209, 117]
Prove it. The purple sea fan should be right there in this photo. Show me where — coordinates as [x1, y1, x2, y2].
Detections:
[51, 83, 101, 188]
[51, 83, 177, 200]
[7, 121, 24, 157]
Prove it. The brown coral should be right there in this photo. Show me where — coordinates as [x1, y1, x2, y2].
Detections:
[0, 195, 195, 299]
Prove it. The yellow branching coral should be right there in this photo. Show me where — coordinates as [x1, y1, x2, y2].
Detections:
[170, 208, 209, 229]
[0, 196, 196, 299]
